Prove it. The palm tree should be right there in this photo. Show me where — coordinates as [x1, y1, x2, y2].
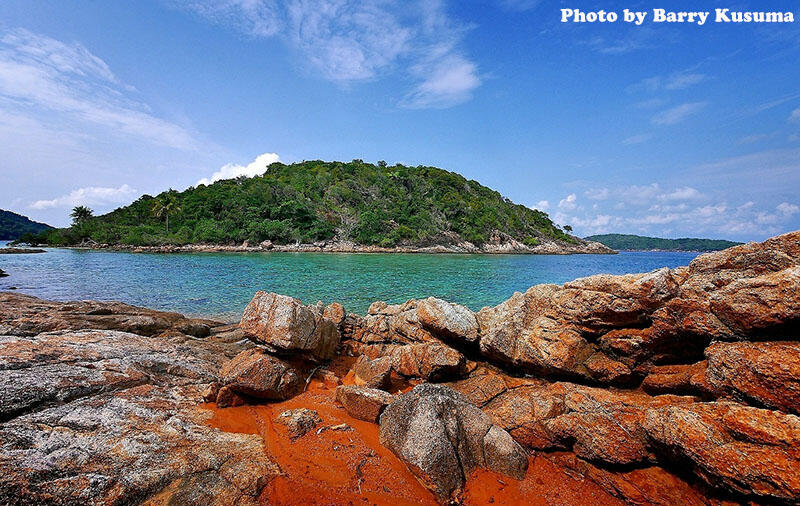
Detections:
[152, 190, 181, 234]
[70, 206, 93, 226]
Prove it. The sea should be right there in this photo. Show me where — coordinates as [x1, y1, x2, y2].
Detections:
[0, 242, 701, 322]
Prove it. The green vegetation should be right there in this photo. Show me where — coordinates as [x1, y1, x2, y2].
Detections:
[70, 206, 94, 226]
[0, 209, 53, 241]
[29, 160, 578, 248]
[586, 234, 742, 252]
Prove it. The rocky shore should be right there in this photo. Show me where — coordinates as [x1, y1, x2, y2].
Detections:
[1, 231, 798, 505]
[63, 233, 616, 255]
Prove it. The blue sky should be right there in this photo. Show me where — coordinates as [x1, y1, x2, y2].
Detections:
[0, 0, 798, 240]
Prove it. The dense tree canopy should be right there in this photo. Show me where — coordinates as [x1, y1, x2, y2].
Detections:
[32, 160, 576, 248]
[586, 234, 741, 252]
[0, 210, 53, 241]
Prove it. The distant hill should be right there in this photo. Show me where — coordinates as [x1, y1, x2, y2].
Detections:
[0, 210, 54, 241]
[585, 234, 742, 252]
[32, 160, 592, 251]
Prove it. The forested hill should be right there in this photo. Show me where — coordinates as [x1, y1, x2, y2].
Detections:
[0, 210, 53, 241]
[586, 234, 742, 252]
[34, 160, 583, 249]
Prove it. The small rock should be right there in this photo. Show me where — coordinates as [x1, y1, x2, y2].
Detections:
[352, 355, 392, 390]
[336, 385, 393, 423]
[216, 348, 304, 406]
[276, 408, 322, 440]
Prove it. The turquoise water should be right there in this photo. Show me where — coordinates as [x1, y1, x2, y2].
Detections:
[0, 244, 700, 321]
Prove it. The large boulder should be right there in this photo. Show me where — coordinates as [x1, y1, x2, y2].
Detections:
[379, 384, 528, 502]
[416, 297, 479, 344]
[215, 348, 304, 407]
[336, 385, 393, 423]
[240, 292, 340, 361]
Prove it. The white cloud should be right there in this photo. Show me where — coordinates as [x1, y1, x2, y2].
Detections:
[777, 202, 799, 216]
[622, 133, 651, 145]
[633, 71, 707, 92]
[531, 199, 549, 211]
[198, 152, 281, 186]
[0, 29, 199, 150]
[403, 53, 480, 109]
[790, 108, 800, 122]
[652, 102, 708, 126]
[173, 0, 481, 108]
[658, 187, 702, 201]
[31, 184, 136, 210]
[585, 188, 609, 200]
[558, 193, 577, 210]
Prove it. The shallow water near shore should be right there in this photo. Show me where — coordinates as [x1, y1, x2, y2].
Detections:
[0, 243, 699, 321]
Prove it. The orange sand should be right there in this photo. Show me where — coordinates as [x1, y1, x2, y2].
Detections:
[203, 375, 632, 505]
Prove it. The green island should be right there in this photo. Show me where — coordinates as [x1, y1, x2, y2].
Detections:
[586, 233, 742, 252]
[0, 209, 53, 241]
[22, 160, 608, 253]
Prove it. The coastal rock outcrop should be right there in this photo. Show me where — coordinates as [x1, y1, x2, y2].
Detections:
[240, 291, 340, 362]
[0, 292, 216, 338]
[0, 329, 278, 505]
[379, 384, 528, 502]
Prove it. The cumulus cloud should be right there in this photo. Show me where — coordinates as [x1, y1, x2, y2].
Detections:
[558, 193, 578, 210]
[172, 0, 481, 108]
[0, 29, 199, 150]
[531, 200, 549, 211]
[777, 202, 799, 216]
[31, 184, 137, 210]
[658, 187, 702, 201]
[197, 152, 281, 186]
[652, 102, 708, 126]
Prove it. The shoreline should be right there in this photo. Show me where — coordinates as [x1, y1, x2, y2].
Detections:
[54, 239, 617, 255]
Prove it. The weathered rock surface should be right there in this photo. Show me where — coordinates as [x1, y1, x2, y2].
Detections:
[0, 329, 278, 505]
[352, 354, 392, 390]
[276, 408, 322, 440]
[215, 348, 304, 407]
[240, 291, 340, 361]
[0, 292, 218, 338]
[336, 385, 393, 423]
[379, 384, 528, 502]
[416, 297, 479, 344]
[644, 402, 800, 501]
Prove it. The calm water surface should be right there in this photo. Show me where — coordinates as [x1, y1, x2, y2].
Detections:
[0, 243, 700, 321]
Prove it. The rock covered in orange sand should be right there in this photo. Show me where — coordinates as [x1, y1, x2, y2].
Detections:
[416, 296, 480, 344]
[336, 385, 393, 423]
[215, 348, 304, 407]
[240, 291, 340, 361]
[380, 384, 528, 503]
